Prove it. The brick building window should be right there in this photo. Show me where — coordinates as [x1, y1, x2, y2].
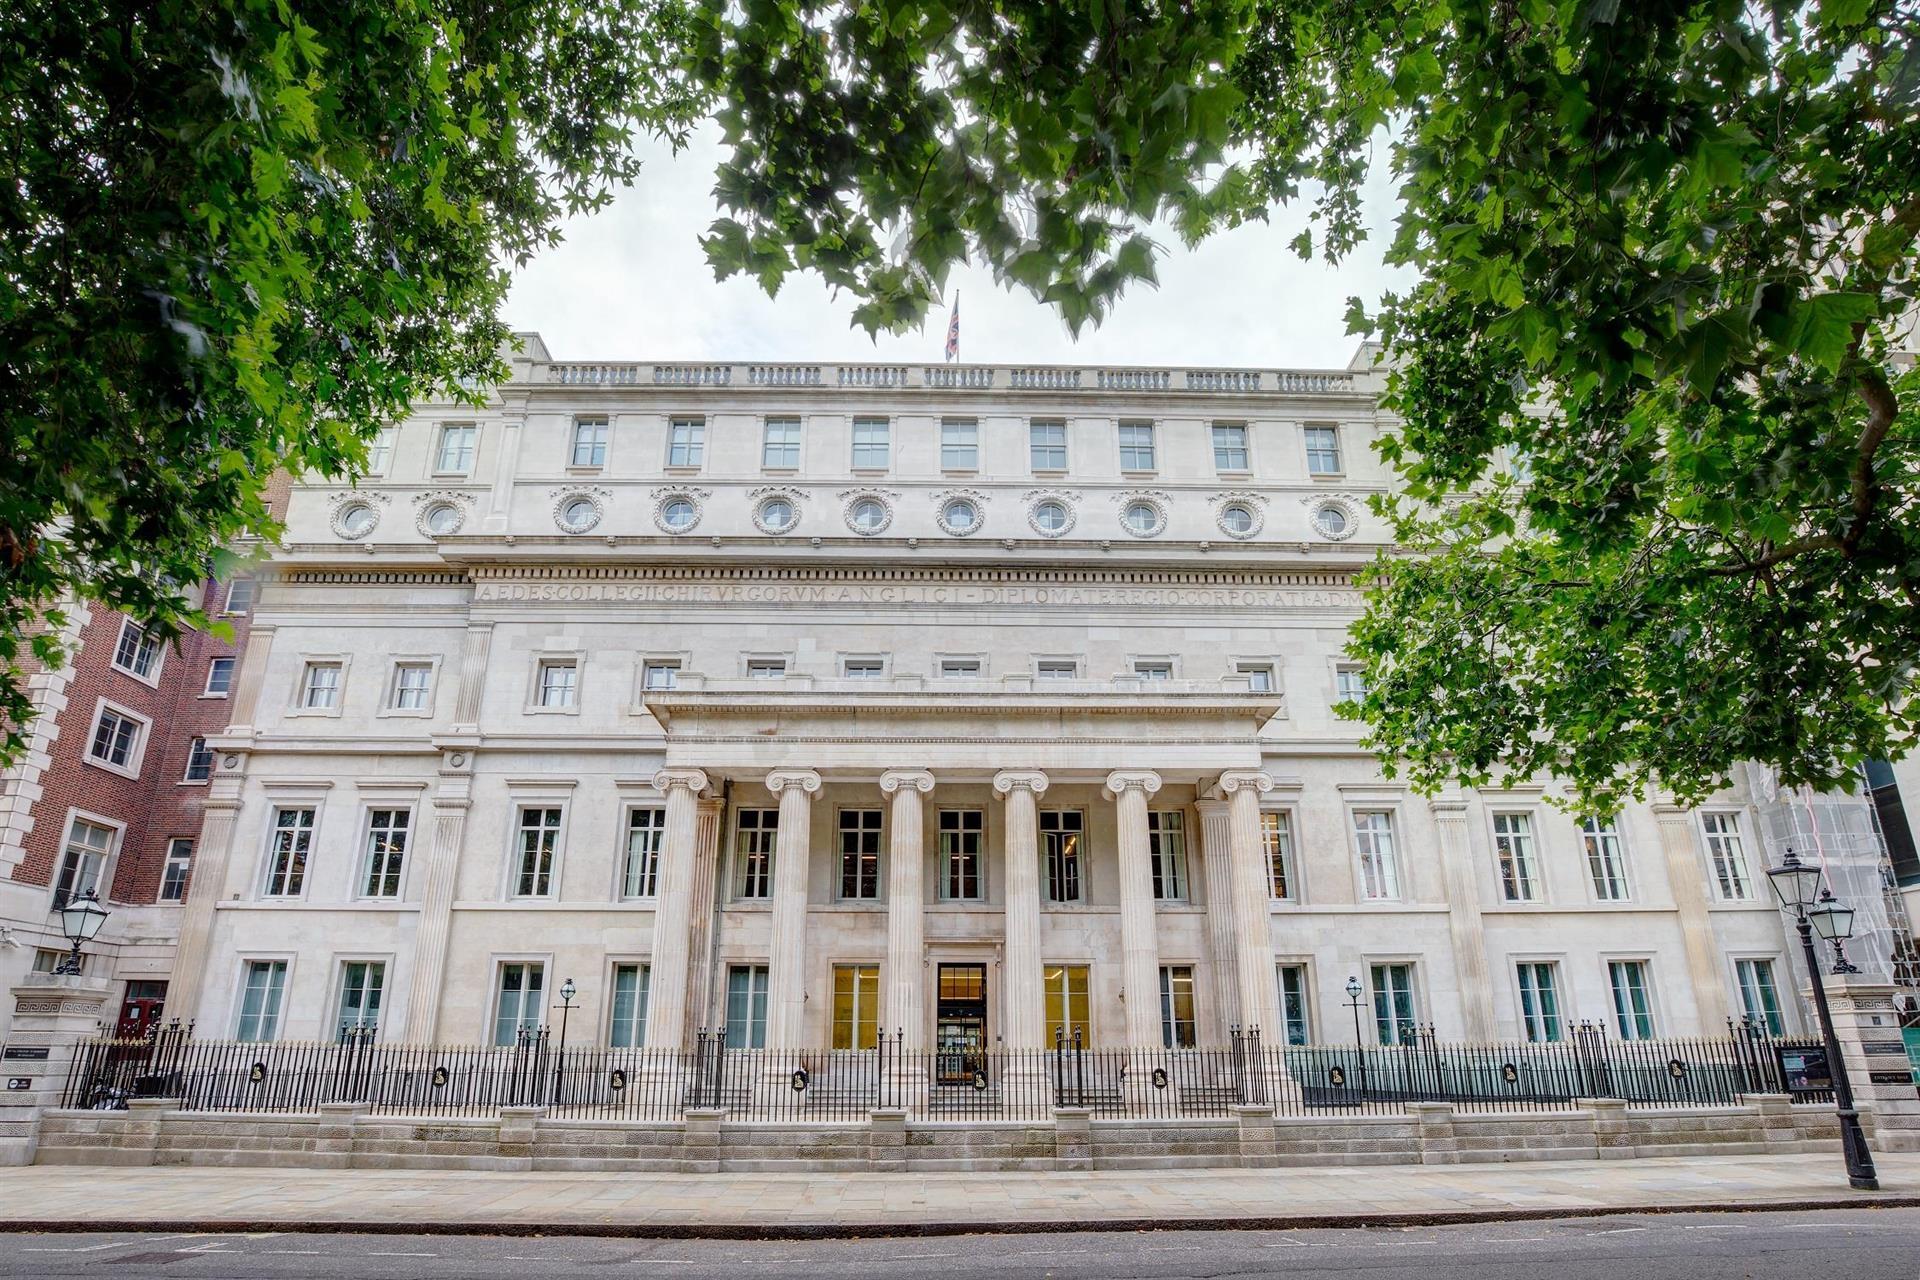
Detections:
[160, 838, 193, 902]
[205, 657, 235, 696]
[54, 816, 116, 908]
[86, 705, 145, 773]
[222, 579, 254, 615]
[182, 736, 214, 783]
[112, 619, 163, 681]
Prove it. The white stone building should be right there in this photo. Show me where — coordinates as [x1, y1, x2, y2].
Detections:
[158, 335, 1896, 1056]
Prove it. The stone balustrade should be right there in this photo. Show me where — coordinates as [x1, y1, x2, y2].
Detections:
[535, 360, 1364, 397]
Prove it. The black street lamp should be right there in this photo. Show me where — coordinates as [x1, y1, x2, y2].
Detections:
[1765, 847, 1878, 1191]
[1345, 974, 1369, 1095]
[555, 978, 577, 1049]
[53, 890, 109, 976]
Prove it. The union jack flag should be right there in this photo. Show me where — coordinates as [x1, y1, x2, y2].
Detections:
[944, 293, 960, 362]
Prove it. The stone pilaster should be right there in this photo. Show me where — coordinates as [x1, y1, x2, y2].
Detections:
[762, 769, 821, 1051]
[163, 751, 248, 1026]
[1651, 801, 1732, 1031]
[401, 748, 476, 1043]
[1196, 799, 1240, 1036]
[221, 621, 276, 735]
[643, 769, 711, 1051]
[0, 975, 113, 1165]
[1429, 790, 1496, 1041]
[450, 622, 495, 730]
[1105, 770, 1164, 1048]
[879, 770, 934, 1049]
[1213, 772, 1279, 1037]
[683, 796, 724, 1042]
[993, 770, 1049, 1049]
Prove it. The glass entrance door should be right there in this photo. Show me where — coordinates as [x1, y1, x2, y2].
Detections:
[935, 963, 988, 1084]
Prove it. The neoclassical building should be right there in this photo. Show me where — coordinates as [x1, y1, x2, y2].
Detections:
[153, 335, 1915, 1055]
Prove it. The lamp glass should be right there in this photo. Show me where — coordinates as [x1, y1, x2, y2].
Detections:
[1344, 976, 1363, 1000]
[58, 891, 109, 945]
[560, 978, 577, 1002]
[1809, 898, 1855, 942]
[1765, 858, 1823, 913]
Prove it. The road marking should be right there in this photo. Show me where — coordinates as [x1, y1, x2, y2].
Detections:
[889, 1253, 959, 1260]
[1594, 1227, 1649, 1235]
[364, 1250, 438, 1257]
[21, 1243, 132, 1253]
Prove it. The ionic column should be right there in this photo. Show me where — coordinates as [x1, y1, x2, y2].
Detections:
[1430, 790, 1496, 1040]
[763, 769, 822, 1051]
[1196, 799, 1241, 1036]
[992, 770, 1049, 1050]
[643, 768, 710, 1050]
[1214, 771, 1279, 1037]
[1105, 770, 1164, 1048]
[683, 796, 724, 1042]
[1652, 800, 1732, 1030]
[880, 770, 935, 1049]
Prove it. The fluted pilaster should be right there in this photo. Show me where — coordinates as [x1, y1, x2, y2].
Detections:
[993, 770, 1049, 1049]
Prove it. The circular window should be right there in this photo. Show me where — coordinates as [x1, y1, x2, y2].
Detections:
[847, 496, 891, 535]
[1031, 500, 1071, 537]
[757, 497, 797, 534]
[423, 503, 463, 537]
[1218, 502, 1258, 539]
[557, 496, 601, 533]
[1313, 504, 1352, 539]
[661, 498, 698, 531]
[1121, 500, 1164, 537]
[337, 503, 376, 539]
[939, 498, 981, 536]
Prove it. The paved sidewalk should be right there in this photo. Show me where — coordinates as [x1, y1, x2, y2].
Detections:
[0, 1152, 1916, 1237]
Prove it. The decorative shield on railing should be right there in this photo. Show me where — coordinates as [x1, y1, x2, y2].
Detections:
[609, 1069, 627, 1092]
[1668, 1058, 1688, 1079]
[1501, 1062, 1519, 1085]
[430, 1065, 449, 1088]
[1328, 1064, 1347, 1088]
[971, 1069, 989, 1092]
[790, 1067, 809, 1092]
[248, 1062, 267, 1084]
[1151, 1067, 1169, 1090]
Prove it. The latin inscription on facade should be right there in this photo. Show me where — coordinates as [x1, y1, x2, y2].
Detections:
[473, 581, 1357, 610]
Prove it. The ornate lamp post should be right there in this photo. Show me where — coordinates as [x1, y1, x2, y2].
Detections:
[556, 978, 577, 1049]
[1345, 974, 1368, 1095]
[52, 890, 109, 976]
[1765, 847, 1877, 1191]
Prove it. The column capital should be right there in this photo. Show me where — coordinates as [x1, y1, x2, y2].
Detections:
[765, 768, 822, 796]
[652, 767, 711, 796]
[1207, 770, 1273, 800]
[1103, 769, 1162, 801]
[879, 769, 935, 795]
[992, 769, 1050, 798]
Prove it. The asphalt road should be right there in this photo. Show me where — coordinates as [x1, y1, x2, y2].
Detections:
[3, 1209, 1918, 1279]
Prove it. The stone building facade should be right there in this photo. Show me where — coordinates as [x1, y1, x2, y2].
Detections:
[113, 337, 1905, 1053]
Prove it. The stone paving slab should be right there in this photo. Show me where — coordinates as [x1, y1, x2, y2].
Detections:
[0, 1152, 1915, 1238]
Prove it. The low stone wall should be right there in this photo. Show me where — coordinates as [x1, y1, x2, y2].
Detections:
[29, 1094, 1861, 1173]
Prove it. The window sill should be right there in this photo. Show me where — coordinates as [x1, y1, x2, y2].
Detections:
[662, 465, 705, 476]
[197, 693, 230, 701]
[1307, 471, 1347, 482]
[376, 708, 434, 719]
[82, 755, 143, 781]
[564, 464, 606, 475]
[523, 705, 581, 716]
[429, 470, 474, 481]
[285, 708, 343, 719]
[110, 665, 164, 689]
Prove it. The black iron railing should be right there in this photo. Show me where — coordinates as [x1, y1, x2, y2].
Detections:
[62, 1022, 1832, 1121]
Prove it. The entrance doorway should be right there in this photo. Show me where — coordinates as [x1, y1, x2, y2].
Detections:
[935, 963, 988, 1084]
[116, 980, 167, 1040]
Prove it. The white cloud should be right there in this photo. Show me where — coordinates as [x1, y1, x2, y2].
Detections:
[504, 125, 1415, 369]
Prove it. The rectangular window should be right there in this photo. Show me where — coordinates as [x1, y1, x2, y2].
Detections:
[435, 424, 477, 473]
[182, 736, 213, 783]
[939, 657, 982, 678]
[1030, 420, 1068, 471]
[514, 807, 562, 897]
[205, 657, 235, 696]
[1583, 818, 1630, 901]
[493, 962, 545, 1046]
[1118, 421, 1156, 471]
[1148, 810, 1187, 900]
[1736, 958, 1784, 1035]
[1354, 810, 1401, 900]
[939, 809, 983, 901]
[31, 948, 68, 974]
[1702, 812, 1752, 899]
[725, 964, 770, 1048]
[1263, 811, 1296, 900]
[301, 661, 342, 709]
[223, 578, 254, 615]
[88, 706, 143, 769]
[263, 807, 315, 897]
[571, 417, 608, 467]
[1493, 812, 1539, 902]
[762, 416, 802, 469]
[746, 658, 787, 679]
[1516, 961, 1562, 1042]
[734, 809, 777, 899]
[624, 808, 666, 897]
[1305, 425, 1342, 475]
[1134, 660, 1173, 681]
[1211, 422, 1250, 471]
[1237, 663, 1275, 693]
[362, 808, 409, 898]
[838, 808, 882, 900]
[940, 418, 979, 469]
[610, 963, 651, 1048]
[1279, 964, 1312, 1045]
[831, 963, 880, 1050]
[1045, 964, 1091, 1047]
[1036, 659, 1079, 680]
[1335, 665, 1368, 704]
[112, 619, 162, 680]
[851, 417, 890, 469]
[54, 818, 115, 908]
[1370, 962, 1418, 1044]
[1608, 960, 1656, 1039]
[336, 961, 384, 1039]
[536, 660, 577, 708]
[667, 416, 705, 467]
[842, 657, 885, 679]
[159, 837, 193, 902]
[1159, 965, 1197, 1048]
[391, 663, 432, 711]
[365, 428, 394, 476]
[1042, 809, 1084, 903]
[236, 960, 288, 1042]
[641, 660, 680, 691]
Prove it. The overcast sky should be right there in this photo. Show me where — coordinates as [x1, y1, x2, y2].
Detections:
[503, 125, 1415, 370]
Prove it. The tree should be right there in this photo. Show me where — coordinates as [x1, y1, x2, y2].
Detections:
[692, 0, 1920, 810]
[0, 0, 701, 759]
